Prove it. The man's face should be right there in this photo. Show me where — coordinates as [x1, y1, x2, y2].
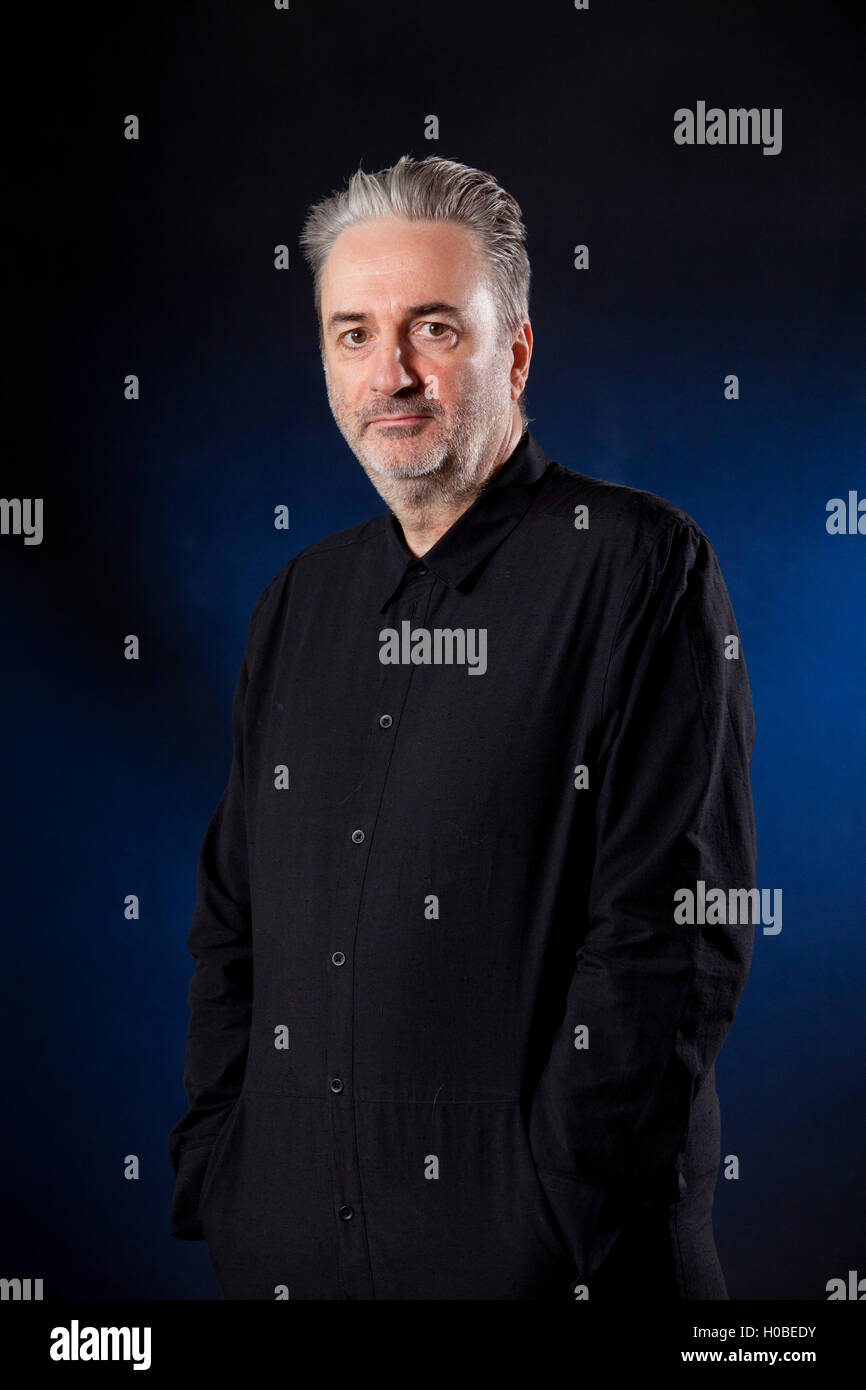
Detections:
[319, 216, 519, 508]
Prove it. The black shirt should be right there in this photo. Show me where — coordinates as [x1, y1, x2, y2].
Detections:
[167, 427, 757, 1300]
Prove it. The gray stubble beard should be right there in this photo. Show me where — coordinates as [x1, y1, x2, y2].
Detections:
[325, 367, 513, 520]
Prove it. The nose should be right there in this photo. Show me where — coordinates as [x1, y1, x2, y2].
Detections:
[368, 334, 422, 397]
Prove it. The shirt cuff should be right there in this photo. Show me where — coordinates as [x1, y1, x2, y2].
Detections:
[536, 1169, 613, 1278]
[169, 1142, 214, 1241]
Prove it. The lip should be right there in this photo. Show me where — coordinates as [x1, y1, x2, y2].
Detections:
[370, 415, 432, 425]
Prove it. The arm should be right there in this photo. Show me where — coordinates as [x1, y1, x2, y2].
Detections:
[166, 590, 267, 1240]
[528, 520, 757, 1278]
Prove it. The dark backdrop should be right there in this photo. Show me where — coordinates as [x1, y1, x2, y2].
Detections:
[3, 0, 864, 1300]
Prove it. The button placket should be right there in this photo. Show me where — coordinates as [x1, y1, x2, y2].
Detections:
[325, 578, 427, 1300]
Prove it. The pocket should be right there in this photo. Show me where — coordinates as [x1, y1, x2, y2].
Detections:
[353, 1096, 576, 1299]
[510, 1103, 575, 1265]
[198, 1096, 244, 1218]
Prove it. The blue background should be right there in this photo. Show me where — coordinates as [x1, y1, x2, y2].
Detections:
[4, 0, 863, 1299]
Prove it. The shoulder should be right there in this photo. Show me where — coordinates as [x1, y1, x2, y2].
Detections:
[531, 458, 718, 590]
[259, 513, 390, 595]
[539, 459, 703, 546]
[243, 512, 391, 636]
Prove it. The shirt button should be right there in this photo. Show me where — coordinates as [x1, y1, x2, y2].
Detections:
[331, 950, 346, 966]
[415, 564, 429, 575]
[379, 714, 393, 728]
[339, 1204, 354, 1221]
[351, 829, 365, 844]
[330, 1077, 344, 1093]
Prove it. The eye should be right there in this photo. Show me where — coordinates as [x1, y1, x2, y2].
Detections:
[418, 321, 455, 341]
[340, 328, 369, 348]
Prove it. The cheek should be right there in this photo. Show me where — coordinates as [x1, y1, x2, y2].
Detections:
[326, 368, 355, 406]
[342, 362, 375, 397]
[453, 348, 501, 390]
[423, 360, 480, 403]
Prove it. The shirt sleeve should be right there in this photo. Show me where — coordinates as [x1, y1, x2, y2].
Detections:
[166, 587, 269, 1240]
[528, 519, 757, 1278]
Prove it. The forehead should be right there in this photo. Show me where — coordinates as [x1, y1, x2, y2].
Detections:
[321, 217, 491, 316]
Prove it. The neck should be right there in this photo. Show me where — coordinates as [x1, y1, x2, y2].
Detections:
[392, 412, 525, 558]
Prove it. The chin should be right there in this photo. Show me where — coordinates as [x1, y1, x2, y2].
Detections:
[368, 455, 441, 480]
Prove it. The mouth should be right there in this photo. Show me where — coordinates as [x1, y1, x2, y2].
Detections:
[369, 415, 432, 427]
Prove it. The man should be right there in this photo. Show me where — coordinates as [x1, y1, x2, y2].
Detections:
[167, 154, 756, 1301]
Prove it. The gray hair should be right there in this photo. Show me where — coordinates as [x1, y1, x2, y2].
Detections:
[299, 154, 531, 421]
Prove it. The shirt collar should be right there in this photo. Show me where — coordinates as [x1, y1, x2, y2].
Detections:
[376, 428, 552, 611]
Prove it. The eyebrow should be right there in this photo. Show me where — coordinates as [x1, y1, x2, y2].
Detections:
[326, 301, 465, 333]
